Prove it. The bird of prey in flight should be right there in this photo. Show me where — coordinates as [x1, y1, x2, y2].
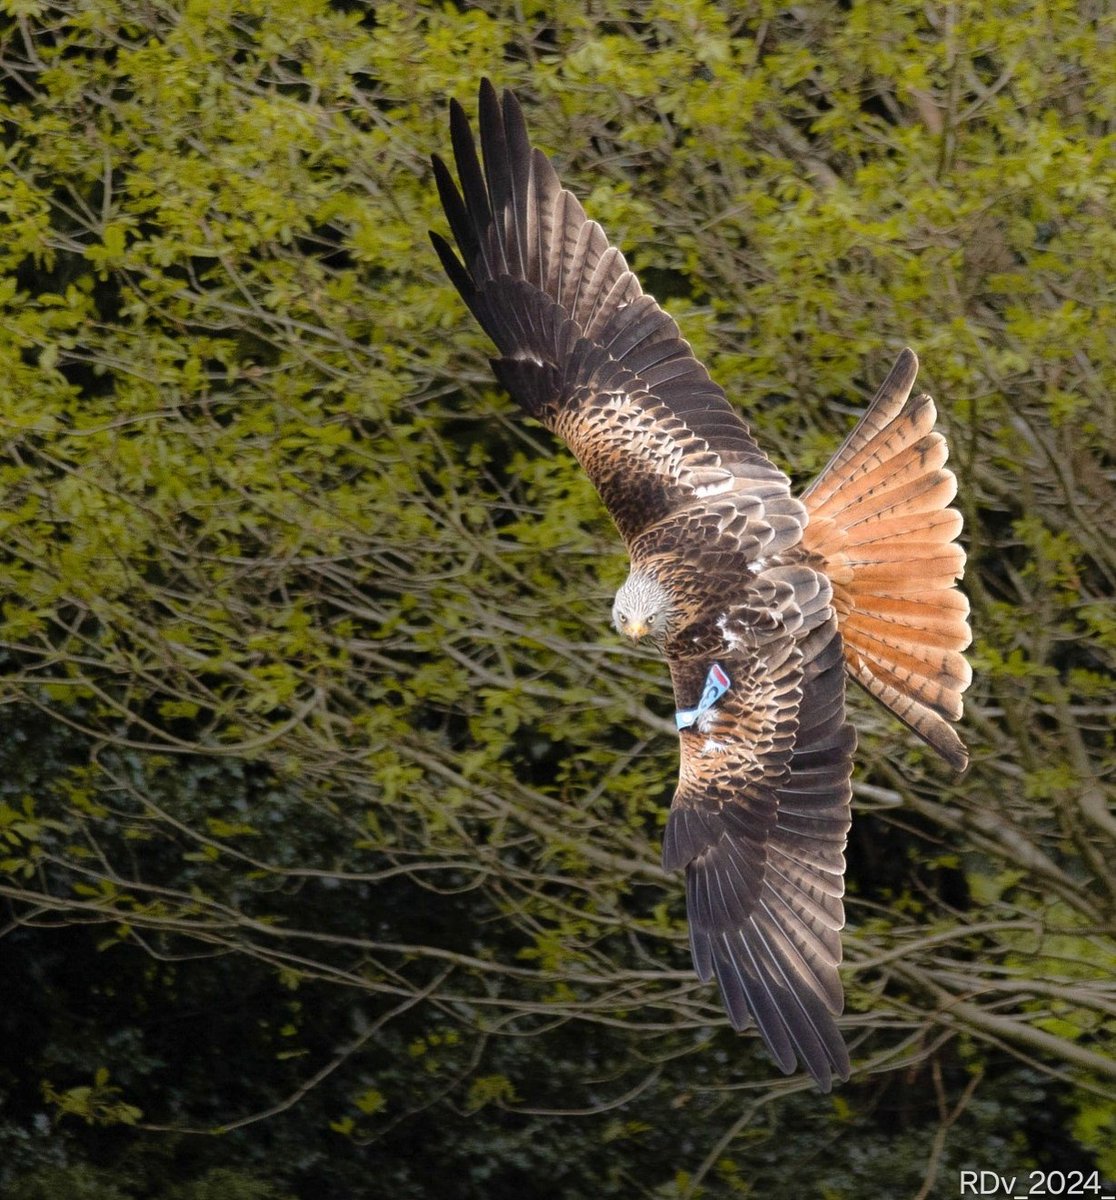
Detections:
[430, 80, 971, 1090]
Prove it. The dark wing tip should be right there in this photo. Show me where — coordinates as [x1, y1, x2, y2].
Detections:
[873, 346, 920, 408]
[446, 95, 471, 154]
[428, 231, 474, 305]
[448, 92, 468, 125]
[943, 730, 971, 775]
[499, 81, 528, 132]
[676, 822, 851, 1090]
[707, 923, 851, 1091]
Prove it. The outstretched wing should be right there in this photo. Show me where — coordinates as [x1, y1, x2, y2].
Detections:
[431, 80, 801, 547]
[663, 566, 855, 1090]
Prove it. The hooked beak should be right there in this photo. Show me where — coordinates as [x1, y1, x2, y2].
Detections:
[627, 620, 649, 641]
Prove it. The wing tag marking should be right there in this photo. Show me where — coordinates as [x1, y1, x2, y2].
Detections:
[675, 663, 731, 730]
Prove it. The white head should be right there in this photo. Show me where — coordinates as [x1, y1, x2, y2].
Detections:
[612, 569, 675, 644]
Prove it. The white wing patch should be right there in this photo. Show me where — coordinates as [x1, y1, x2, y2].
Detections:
[693, 476, 735, 498]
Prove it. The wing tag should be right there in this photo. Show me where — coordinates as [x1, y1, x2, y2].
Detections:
[675, 663, 731, 730]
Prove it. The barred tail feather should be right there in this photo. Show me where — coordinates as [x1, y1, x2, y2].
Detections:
[802, 350, 972, 771]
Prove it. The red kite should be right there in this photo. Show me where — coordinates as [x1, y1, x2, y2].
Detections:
[431, 82, 971, 1090]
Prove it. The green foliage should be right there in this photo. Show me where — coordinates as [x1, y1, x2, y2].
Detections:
[42, 1069, 143, 1128]
[0, 1, 1113, 1197]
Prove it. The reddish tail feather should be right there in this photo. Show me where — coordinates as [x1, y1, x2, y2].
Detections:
[802, 350, 972, 771]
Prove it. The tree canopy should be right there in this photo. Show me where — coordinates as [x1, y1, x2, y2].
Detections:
[0, 2, 1112, 1197]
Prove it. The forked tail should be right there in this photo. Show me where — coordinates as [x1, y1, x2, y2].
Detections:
[802, 349, 972, 771]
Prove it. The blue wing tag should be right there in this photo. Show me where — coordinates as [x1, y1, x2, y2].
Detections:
[675, 663, 731, 730]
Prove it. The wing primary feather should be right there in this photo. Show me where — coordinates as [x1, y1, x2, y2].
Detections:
[729, 928, 802, 1074]
[430, 155, 478, 288]
[448, 96, 497, 279]
[428, 230, 475, 314]
[477, 79, 515, 278]
[501, 87, 534, 265]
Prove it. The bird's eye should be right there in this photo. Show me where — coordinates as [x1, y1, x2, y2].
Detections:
[618, 613, 628, 625]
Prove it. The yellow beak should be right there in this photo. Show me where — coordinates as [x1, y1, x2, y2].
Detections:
[627, 620, 648, 641]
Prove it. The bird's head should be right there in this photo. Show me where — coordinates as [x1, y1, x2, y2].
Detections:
[612, 570, 674, 645]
